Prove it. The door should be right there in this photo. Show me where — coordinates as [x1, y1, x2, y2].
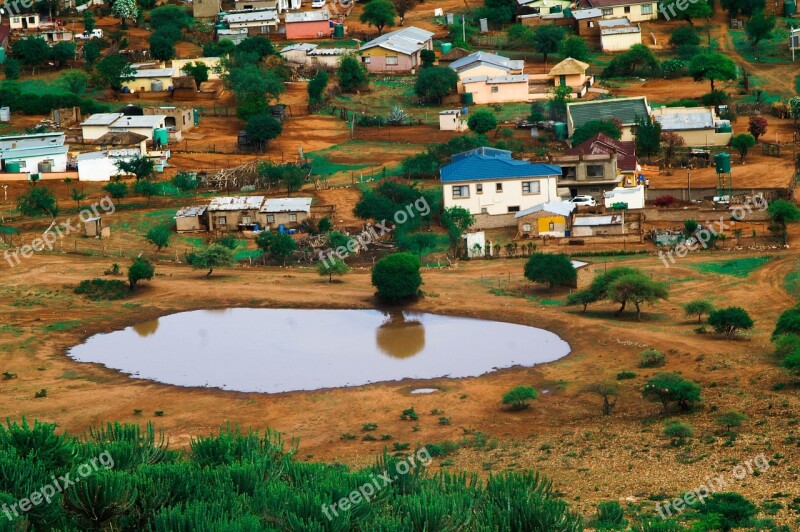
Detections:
[559, 75, 567, 86]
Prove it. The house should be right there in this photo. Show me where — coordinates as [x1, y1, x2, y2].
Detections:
[193, 0, 220, 19]
[651, 106, 733, 147]
[207, 196, 266, 232]
[76, 149, 141, 182]
[450, 52, 528, 104]
[599, 18, 641, 52]
[515, 200, 576, 238]
[566, 132, 640, 186]
[175, 205, 208, 232]
[143, 106, 195, 135]
[439, 110, 467, 132]
[279, 43, 348, 67]
[450, 51, 524, 78]
[573, 8, 603, 41]
[517, 0, 571, 15]
[223, 9, 280, 35]
[9, 14, 41, 29]
[440, 147, 561, 229]
[572, 213, 624, 236]
[566, 96, 650, 140]
[603, 185, 645, 209]
[285, 9, 331, 40]
[549, 57, 591, 88]
[122, 68, 176, 93]
[81, 113, 125, 141]
[359, 26, 434, 73]
[108, 115, 167, 141]
[550, 152, 622, 198]
[0, 132, 68, 174]
[259, 197, 312, 229]
[234, 0, 283, 11]
[577, 0, 658, 21]
[40, 29, 73, 43]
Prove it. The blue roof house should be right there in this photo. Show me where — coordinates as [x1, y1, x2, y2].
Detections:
[440, 147, 563, 228]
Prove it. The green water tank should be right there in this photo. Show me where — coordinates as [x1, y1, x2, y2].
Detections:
[550, 5, 562, 12]
[563, 7, 572, 17]
[0, 47, 5, 64]
[215, 22, 226, 30]
[785, 1, 796, 16]
[5, 161, 20, 173]
[554, 122, 568, 140]
[217, 12, 227, 22]
[333, 23, 344, 38]
[154, 128, 169, 147]
[714, 152, 731, 174]
[441, 42, 453, 54]
[716, 123, 732, 133]
[461, 92, 473, 105]
[193, 108, 200, 126]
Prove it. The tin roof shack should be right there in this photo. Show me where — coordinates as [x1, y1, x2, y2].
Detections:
[207, 196, 266, 232]
[599, 18, 641, 52]
[515, 200, 576, 238]
[175, 205, 209, 233]
[83, 216, 110, 238]
[10, 14, 41, 29]
[285, 9, 332, 40]
[40, 29, 73, 43]
[224, 9, 280, 35]
[573, 8, 603, 41]
[259, 197, 312, 229]
[0, 132, 68, 175]
[234, 0, 282, 10]
[280, 43, 349, 68]
[81, 113, 125, 141]
[651, 106, 733, 147]
[360, 26, 434, 73]
[572, 213, 625, 236]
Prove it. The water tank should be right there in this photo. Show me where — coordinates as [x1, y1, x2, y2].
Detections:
[714, 152, 731, 174]
[0, 107, 10, 122]
[0, 47, 5, 64]
[554, 122, 568, 140]
[550, 5, 562, 12]
[38, 161, 52, 173]
[193, 108, 200, 126]
[215, 22, 226, 30]
[461, 92, 473, 105]
[217, 12, 227, 22]
[716, 123, 732, 133]
[333, 23, 344, 38]
[5, 161, 20, 173]
[563, 7, 572, 17]
[785, 1, 796, 16]
[154, 128, 169, 147]
[441, 42, 453, 54]
[151, 80, 164, 92]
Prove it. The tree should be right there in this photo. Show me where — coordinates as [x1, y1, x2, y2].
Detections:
[708, 306, 754, 338]
[171, 172, 198, 193]
[128, 257, 154, 291]
[716, 411, 746, 432]
[182, 62, 209, 87]
[773, 304, 800, 339]
[83, 10, 96, 33]
[730, 133, 755, 162]
[642, 373, 701, 414]
[661, 0, 712, 23]
[70, 188, 88, 208]
[50, 42, 76, 68]
[502, 386, 538, 411]
[689, 53, 737, 93]
[96, 54, 136, 91]
[523, 253, 576, 291]
[371, 253, 422, 301]
[145, 226, 171, 256]
[635, 116, 662, 160]
[149, 5, 193, 31]
[532, 24, 564, 65]
[606, 272, 669, 320]
[397, 232, 439, 257]
[392, 0, 417, 25]
[722, 0, 765, 17]
[149, 32, 176, 62]
[559, 36, 589, 62]
[571, 120, 621, 147]
[245, 114, 282, 149]
[682, 300, 715, 323]
[228, 65, 285, 120]
[782, 349, 800, 376]
[698, 493, 758, 531]
[317, 257, 350, 282]
[414, 66, 458, 103]
[268, 233, 297, 264]
[187, 244, 235, 277]
[748, 115, 767, 140]
[115, 156, 155, 181]
[441, 206, 474, 255]
[60, 70, 90, 95]
[134, 179, 159, 206]
[745, 10, 776, 57]
[660, 131, 685, 167]
[103, 181, 129, 205]
[480, 0, 516, 25]
[307, 70, 329, 104]
[467, 109, 498, 134]
[420, 49, 435, 68]
[83, 40, 101, 68]
[583, 382, 618, 416]
[602, 44, 660, 78]
[337, 55, 368, 93]
[565, 266, 637, 312]
[12, 37, 50, 73]
[4, 57, 20, 80]
[547, 85, 572, 121]
[767, 199, 800, 245]
[16, 186, 59, 219]
[237, 36, 276, 58]
[111, 0, 138, 29]
[360, 0, 396, 35]
[669, 26, 700, 47]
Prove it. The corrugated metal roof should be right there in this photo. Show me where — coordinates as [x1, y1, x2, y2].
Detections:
[207, 196, 266, 211]
[441, 151, 561, 183]
[132, 68, 175, 78]
[450, 51, 514, 72]
[573, 214, 622, 226]
[572, 7, 602, 18]
[176, 205, 208, 218]
[76, 150, 108, 162]
[285, 8, 329, 22]
[261, 197, 313, 213]
[110, 115, 166, 129]
[653, 107, 715, 130]
[308, 47, 348, 56]
[2, 145, 68, 160]
[281, 43, 318, 53]
[360, 26, 433, 55]
[225, 8, 278, 22]
[568, 96, 649, 129]
[81, 113, 124, 126]
[599, 18, 640, 35]
[515, 200, 576, 218]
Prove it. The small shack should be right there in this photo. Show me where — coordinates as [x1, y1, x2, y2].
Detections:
[175, 205, 208, 232]
[259, 197, 312, 229]
[207, 196, 265, 232]
[439, 110, 467, 131]
[83, 216, 109, 238]
[515, 201, 576, 238]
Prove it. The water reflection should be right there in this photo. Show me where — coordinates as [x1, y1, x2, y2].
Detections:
[69, 308, 571, 393]
[376, 311, 425, 359]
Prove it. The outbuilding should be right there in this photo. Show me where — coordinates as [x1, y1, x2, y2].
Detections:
[175, 205, 209, 232]
[259, 197, 312, 229]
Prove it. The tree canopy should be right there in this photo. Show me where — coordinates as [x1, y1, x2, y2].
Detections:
[245, 114, 283, 149]
[128, 257, 155, 291]
[186, 244, 235, 277]
[606, 272, 669, 320]
[571, 120, 621, 147]
[523, 253, 577, 290]
[359, 0, 396, 35]
[414, 67, 458, 103]
[467, 109, 498, 134]
[337, 55, 368, 93]
[371, 253, 422, 301]
[16, 186, 59, 219]
[532, 24, 565, 65]
[642, 373, 701, 414]
[96, 54, 136, 91]
[708, 307, 754, 338]
[689, 53, 737, 92]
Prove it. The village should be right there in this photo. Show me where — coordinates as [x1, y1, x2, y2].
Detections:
[2, 0, 800, 528]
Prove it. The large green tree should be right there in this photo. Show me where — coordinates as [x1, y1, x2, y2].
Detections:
[245, 114, 283, 149]
[111, 0, 138, 29]
[571, 120, 621, 147]
[149, 5, 193, 30]
[606, 272, 669, 320]
[635, 116, 662, 159]
[642, 373, 701, 414]
[414, 67, 458, 103]
[767, 199, 800, 245]
[186, 244, 235, 277]
[115, 156, 155, 181]
[532, 24, 565, 65]
[722, 0, 765, 18]
[689, 53, 737, 92]
[12, 37, 50, 74]
[50, 42, 76, 68]
[359, 0, 396, 35]
[96, 54, 136, 91]
[467, 109, 498, 134]
[16, 186, 59, 219]
[145, 226, 172, 256]
[523, 253, 577, 291]
[661, 0, 712, 23]
[745, 10, 776, 58]
[128, 257, 155, 291]
[337, 55, 368, 93]
[708, 307, 754, 338]
[371, 253, 422, 301]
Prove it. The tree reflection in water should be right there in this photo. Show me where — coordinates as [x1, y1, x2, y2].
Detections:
[375, 311, 425, 359]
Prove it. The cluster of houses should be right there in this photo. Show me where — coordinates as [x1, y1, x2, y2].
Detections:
[175, 196, 313, 233]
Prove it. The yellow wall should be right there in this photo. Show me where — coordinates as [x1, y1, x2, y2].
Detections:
[537, 215, 566, 233]
[362, 47, 403, 57]
[122, 76, 174, 93]
[601, 3, 657, 21]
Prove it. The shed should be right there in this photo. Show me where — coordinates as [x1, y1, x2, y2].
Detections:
[571, 213, 624, 236]
[259, 197, 312, 228]
[599, 18, 641, 52]
[175, 205, 208, 232]
[83, 216, 109, 238]
[514, 200, 576, 238]
[439, 109, 466, 131]
[285, 9, 332, 40]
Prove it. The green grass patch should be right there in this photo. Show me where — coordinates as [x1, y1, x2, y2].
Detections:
[0, 325, 23, 336]
[730, 24, 794, 66]
[784, 260, 800, 299]
[689, 256, 773, 278]
[74, 279, 130, 301]
[43, 320, 83, 331]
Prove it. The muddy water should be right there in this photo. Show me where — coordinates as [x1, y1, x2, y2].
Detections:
[68, 309, 571, 393]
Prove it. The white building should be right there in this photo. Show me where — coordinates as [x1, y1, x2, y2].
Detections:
[81, 113, 125, 141]
[0, 132, 68, 174]
[9, 14, 41, 29]
[439, 110, 467, 132]
[82, 113, 167, 142]
[599, 18, 641, 52]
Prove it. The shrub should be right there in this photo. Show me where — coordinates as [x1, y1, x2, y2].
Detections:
[698, 492, 757, 531]
[502, 386, 538, 411]
[642, 373, 701, 414]
[617, 371, 637, 380]
[523, 252, 577, 290]
[371, 253, 422, 301]
[682, 300, 715, 323]
[653, 195, 676, 207]
[716, 411, 746, 432]
[708, 306, 754, 338]
[638, 349, 666, 368]
[400, 407, 419, 420]
[75, 279, 129, 301]
[663, 420, 693, 446]
[467, 109, 498, 134]
[592, 500, 626, 529]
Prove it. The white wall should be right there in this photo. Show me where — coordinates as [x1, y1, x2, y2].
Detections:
[443, 176, 559, 216]
[82, 124, 111, 141]
[78, 156, 118, 182]
[8, 153, 68, 174]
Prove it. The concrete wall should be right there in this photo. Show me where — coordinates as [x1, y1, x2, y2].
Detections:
[122, 76, 175, 93]
[472, 212, 517, 229]
[258, 210, 309, 228]
[285, 20, 331, 40]
[462, 80, 530, 104]
[599, 3, 657, 22]
[601, 31, 641, 52]
[78, 156, 118, 182]
[362, 49, 416, 73]
[443, 176, 560, 216]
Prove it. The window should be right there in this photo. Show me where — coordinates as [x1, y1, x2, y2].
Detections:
[242, 215, 252, 225]
[452, 185, 470, 198]
[495, 183, 503, 192]
[623, 6, 630, 13]
[476, 184, 483, 194]
[549, 221, 555, 231]
[481, 207, 488, 214]
[491, 86, 499, 93]
[17, 161, 26, 169]
[522, 181, 540, 195]
[363, 56, 371, 64]
[561, 167, 577, 179]
[289, 214, 297, 222]
[641, 3, 653, 14]
[586, 165, 605, 178]
[522, 223, 531, 232]
[267, 214, 275, 223]
[602, 7, 613, 15]
[587, 21, 594, 28]
[217, 216, 227, 225]
[507, 206, 520, 213]
[386, 56, 399, 66]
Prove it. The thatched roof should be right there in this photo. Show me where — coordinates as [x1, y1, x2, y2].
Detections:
[94, 131, 148, 146]
[548, 57, 590, 76]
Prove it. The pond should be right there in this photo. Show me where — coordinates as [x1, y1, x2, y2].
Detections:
[68, 309, 571, 393]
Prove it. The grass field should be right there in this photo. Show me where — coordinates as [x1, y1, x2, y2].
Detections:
[689, 256, 773, 277]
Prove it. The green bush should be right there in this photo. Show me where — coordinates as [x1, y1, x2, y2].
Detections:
[616, 371, 637, 380]
[638, 349, 666, 368]
[74, 279, 129, 301]
[592, 500, 626, 529]
[371, 253, 422, 301]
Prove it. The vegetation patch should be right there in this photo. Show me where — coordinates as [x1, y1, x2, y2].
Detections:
[74, 279, 130, 301]
[689, 256, 773, 278]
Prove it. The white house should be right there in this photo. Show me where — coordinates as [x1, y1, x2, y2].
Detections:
[9, 14, 41, 29]
[440, 147, 561, 228]
[109, 115, 167, 141]
[81, 113, 125, 141]
[603, 185, 645, 209]
[439, 110, 467, 132]
[0, 132, 68, 174]
[599, 18, 641, 52]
